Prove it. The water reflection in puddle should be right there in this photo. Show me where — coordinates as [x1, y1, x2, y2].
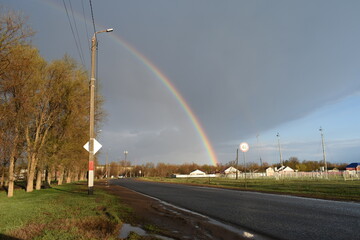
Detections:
[119, 223, 174, 240]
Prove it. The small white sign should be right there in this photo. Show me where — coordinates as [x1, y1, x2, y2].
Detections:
[83, 139, 102, 154]
[239, 142, 249, 152]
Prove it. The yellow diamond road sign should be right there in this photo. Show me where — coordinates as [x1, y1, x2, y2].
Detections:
[83, 139, 102, 154]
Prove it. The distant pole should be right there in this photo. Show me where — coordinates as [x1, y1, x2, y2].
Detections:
[256, 134, 263, 171]
[239, 142, 249, 189]
[124, 150, 128, 177]
[243, 151, 247, 188]
[88, 28, 113, 195]
[236, 148, 239, 180]
[276, 133, 283, 166]
[105, 151, 109, 186]
[319, 127, 328, 173]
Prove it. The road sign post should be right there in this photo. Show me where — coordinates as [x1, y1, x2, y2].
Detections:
[83, 138, 102, 194]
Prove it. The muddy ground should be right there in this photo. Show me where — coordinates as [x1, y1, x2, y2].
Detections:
[98, 181, 247, 240]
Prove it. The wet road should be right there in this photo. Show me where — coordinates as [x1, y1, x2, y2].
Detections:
[111, 179, 360, 240]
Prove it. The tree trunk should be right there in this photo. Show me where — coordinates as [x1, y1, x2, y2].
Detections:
[66, 171, 71, 183]
[7, 157, 14, 197]
[0, 166, 5, 187]
[46, 167, 52, 186]
[73, 170, 79, 182]
[7, 132, 19, 197]
[79, 171, 86, 181]
[35, 168, 42, 190]
[58, 167, 64, 185]
[7, 154, 18, 197]
[26, 154, 37, 192]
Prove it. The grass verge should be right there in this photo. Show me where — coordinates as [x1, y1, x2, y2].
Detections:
[0, 182, 133, 240]
[140, 177, 360, 202]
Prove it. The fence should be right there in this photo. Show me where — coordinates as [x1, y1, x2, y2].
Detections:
[223, 170, 360, 181]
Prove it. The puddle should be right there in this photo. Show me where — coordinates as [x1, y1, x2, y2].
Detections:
[119, 223, 174, 240]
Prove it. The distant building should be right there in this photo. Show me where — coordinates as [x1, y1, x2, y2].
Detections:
[171, 169, 216, 178]
[345, 163, 360, 171]
[224, 166, 241, 174]
[278, 166, 295, 173]
[266, 167, 275, 176]
[223, 166, 241, 178]
[266, 166, 294, 176]
[189, 169, 206, 176]
[328, 168, 339, 172]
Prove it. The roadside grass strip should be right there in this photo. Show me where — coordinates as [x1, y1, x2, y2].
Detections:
[0, 182, 132, 240]
[142, 177, 360, 202]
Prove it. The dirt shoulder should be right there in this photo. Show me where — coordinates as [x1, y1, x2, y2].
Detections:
[98, 181, 246, 240]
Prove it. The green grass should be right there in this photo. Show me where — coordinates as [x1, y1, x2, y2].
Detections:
[0, 182, 132, 240]
[141, 177, 360, 202]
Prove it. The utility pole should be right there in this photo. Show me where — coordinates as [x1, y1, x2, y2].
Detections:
[256, 134, 263, 171]
[243, 151, 247, 188]
[276, 133, 283, 166]
[88, 28, 113, 195]
[319, 127, 328, 173]
[105, 151, 109, 187]
[124, 150, 128, 177]
[239, 142, 249, 189]
[236, 148, 239, 180]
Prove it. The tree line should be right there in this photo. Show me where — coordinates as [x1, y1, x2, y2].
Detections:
[97, 158, 348, 179]
[0, 10, 102, 197]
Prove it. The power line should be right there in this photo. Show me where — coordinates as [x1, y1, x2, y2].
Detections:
[81, 0, 91, 55]
[62, 0, 85, 66]
[89, 0, 96, 34]
[68, 0, 85, 66]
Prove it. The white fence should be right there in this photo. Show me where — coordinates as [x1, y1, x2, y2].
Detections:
[223, 171, 360, 180]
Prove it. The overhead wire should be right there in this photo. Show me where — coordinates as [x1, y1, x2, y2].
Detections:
[62, 0, 85, 66]
[89, 0, 97, 34]
[68, 0, 86, 66]
[81, 0, 91, 56]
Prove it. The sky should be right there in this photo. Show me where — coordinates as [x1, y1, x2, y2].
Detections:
[3, 0, 360, 167]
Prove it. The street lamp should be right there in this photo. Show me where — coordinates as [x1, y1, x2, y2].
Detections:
[88, 28, 113, 195]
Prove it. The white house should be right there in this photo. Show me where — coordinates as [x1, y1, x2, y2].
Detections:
[189, 169, 206, 176]
[171, 169, 216, 178]
[224, 166, 241, 174]
[266, 167, 275, 176]
[266, 166, 294, 176]
[278, 166, 294, 173]
[223, 166, 241, 178]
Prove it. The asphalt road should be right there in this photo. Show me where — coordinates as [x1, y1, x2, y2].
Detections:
[111, 179, 360, 240]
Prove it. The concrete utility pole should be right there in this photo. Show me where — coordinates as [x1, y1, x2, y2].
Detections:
[276, 133, 283, 166]
[124, 150, 128, 177]
[88, 28, 113, 195]
[236, 148, 239, 180]
[256, 134, 263, 171]
[243, 151, 247, 188]
[319, 127, 328, 173]
[239, 142, 249, 189]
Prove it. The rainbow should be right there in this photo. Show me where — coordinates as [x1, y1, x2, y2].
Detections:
[114, 37, 219, 166]
[41, 0, 219, 166]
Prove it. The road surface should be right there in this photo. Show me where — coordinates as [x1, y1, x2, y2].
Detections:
[111, 179, 360, 240]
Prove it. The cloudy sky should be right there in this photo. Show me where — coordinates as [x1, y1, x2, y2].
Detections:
[3, 0, 360, 166]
